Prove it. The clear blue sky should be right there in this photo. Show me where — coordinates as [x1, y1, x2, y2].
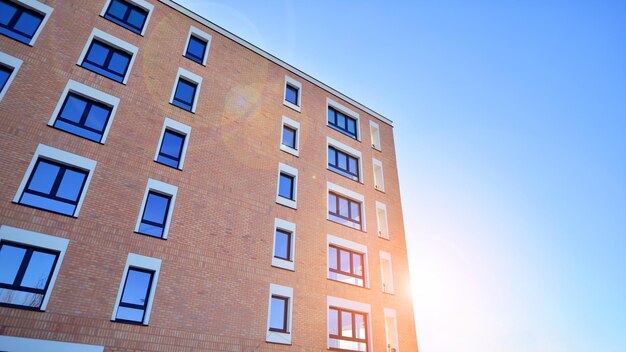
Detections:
[176, 1, 626, 351]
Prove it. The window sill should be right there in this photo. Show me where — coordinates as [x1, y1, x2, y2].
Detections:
[77, 63, 128, 85]
[283, 100, 301, 113]
[327, 167, 362, 184]
[272, 257, 295, 271]
[326, 217, 365, 233]
[280, 144, 299, 157]
[111, 319, 148, 326]
[100, 15, 146, 37]
[327, 124, 361, 143]
[169, 102, 196, 114]
[12, 201, 78, 218]
[153, 159, 183, 171]
[182, 54, 207, 66]
[374, 187, 386, 193]
[276, 197, 297, 209]
[378, 234, 390, 241]
[134, 231, 168, 240]
[382, 291, 395, 295]
[327, 278, 369, 290]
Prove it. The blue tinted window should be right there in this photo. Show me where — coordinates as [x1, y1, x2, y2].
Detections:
[285, 84, 298, 105]
[274, 229, 291, 261]
[0, 242, 59, 309]
[0, 64, 13, 92]
[19, 159, 89, 217]
[269, 296, 288, 332]
[115, 268, 153, 323]
[328, 146, 359, 181]
[328, 106, 358, 139]
[0, 0, 44, 44]
[104, 0, 148, 35]
[278, 173, 294, 200]
[54, 93, 113, 142]
[138, 191, 171, 238]
[81, 40, 132, 83]
[281, 125, 296, 149]
[185, 35, 207, 64]
[172, 78, 197, 111]
[156, 129, 185, 169]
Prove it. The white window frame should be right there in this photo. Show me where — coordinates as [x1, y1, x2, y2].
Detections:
[327, 97, 361, 142]
[111, 253, 161, 325]
[376, 201, 389, 240]
[280, 116, 300, 157]
[169, 67, 203, 113]
[326, 182, 366, 232]
[8, 0, 53, 46]
[0, 336, 104, 352]
[272, 218, 296, 271]
[13, 144, 97, 217]
[327, 234, 369, 288]
[100, 0, 155, 36]
[134, 178, 178, 239]
[0, 225, 69, 311]
[183, 25, 213, 66]
[47, 80, 121, 144]
[384, 308, 400, 352]
[380, 251, 395, 294]
[327, 296, 373, 352]
[266, 283, 293, 345]
[370, 120, 381, 151]
[327, 136, 363, 183]
[76, 28, 139, 85]
[0, 51, 23, 102]
[276, 163, 298, 209]
[154, 117, 192, 170]
[373, 158, 385, 192]
[283, 75, 302, 112]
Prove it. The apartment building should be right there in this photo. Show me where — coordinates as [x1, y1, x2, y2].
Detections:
[0, 0, 418, 351]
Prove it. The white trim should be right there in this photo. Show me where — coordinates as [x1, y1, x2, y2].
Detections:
[169, 67, 203, 113]
[183, 25, 213, 66]
[13, 144, 97, 217]
[100, 0, 155, 36]
[373, 158, 385, 192]
[326, 182, 366, 232]
[327, 296, 373, 352]
[327, 234, 369, 288]
[276, 163, 298, 209]
[47, 80, 121, 144]
[376, 201, 389, 240]
[111, 253, 161, 325]
[266, 284, 293, 344]
[280, 116, 300, 157]
[0, 51, 23, 101]
[327, 98, 361, 142]
[369, 120, 381, 151]
[9, 0, 53, 46]
[380, 251, 395, 294]
[384, 308, 400, 352]
[134, 178, 178, 239]
[77, 28, 139, 84]
[327, 136, 363, 183]
[154, 117, 192, 169]
[283, 75, 302, 112]
[272, 218, 296, 271]
[0, 225, 69, 311]
[158, 0, 393, 127]
[0, 336, 104, 352]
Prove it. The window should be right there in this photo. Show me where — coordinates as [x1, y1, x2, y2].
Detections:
[327, 234, 368, 288]
[373, 159, 385, 192]
[0, 225, 68, 311]
[77, 28, 138, 84]
[327, 137, 362, 182]
[112, 253, 161, 325]
[0, 0, 52, 46]
[183, 26, 212, 65]
[369, 120, 381, 151]
[276, 163, 298, 209]
[380, 251, 394, 294]
[0, 335, 104, 352]
[154, 118, 191, 169]
[0, 51, 22, 102]
[135, 179, 178, 239]
[327, 98, 360, 140]
[283, 76, 302, 112]
[14, 144, 97, 217]
[272, 218, 296, 271]
[376, 202, 389, 240]
[266, 284, 293, 344]
[169, 68, 202, 113]
[102, 0, 153, 35]
[280, 116, 300, 157]
[48, 80, 120, 143]
[384, 308, 400, 352]
[327, 182, 365, 231]
[327, 296, 371, 352]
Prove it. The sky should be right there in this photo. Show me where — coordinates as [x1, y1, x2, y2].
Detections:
[175, 1, 626, 351]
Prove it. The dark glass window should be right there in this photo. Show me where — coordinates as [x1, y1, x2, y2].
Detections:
[81, 40, 132, 83]
[328, 106, 357, 139]
[19, 159, 89, 216]
[138, 191, 171, 238]
[115, 268, 154, 324]
[278, 173, 294, 200]
[104, 0, 148, 35]
[281, 125, 297, 150]
[274, 229, 292, 261]
[172, 78, 197, 111]
[0, 63, 13, 92]
[328, 146, 359, 181]
[329, 307, 368, 351]
[0, 0, 44, 44]
[53, 93, 113, 143]
[269, 295, 289, 333]
[285, 84, 298, 106]
[156, 129, 185, 169]
[0, 242, 59, 310]
[328, 192, 362, 230]
[328, 245, 364, 287]
[185, 35, 207, 64]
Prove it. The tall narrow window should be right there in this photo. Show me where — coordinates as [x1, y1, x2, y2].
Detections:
[269, 295, 289, 332]
[282, 125, 297, 150]
[380, 251, 395, 294]
[170, 68, 202, 113]
[0, 64, 12, 92]
[328, 192, 362, 230]
[77, 29, 138, 84]
[285, 84, 298, 106]
[266, 284, 293, 344]
[272, 218, 296, 271]
[384, 308, 400, 352]
[370, 120, 381, 151]
[154, 118, 192, 170]
[0, 0, 52, 45]
[103, 0, 152, 35]
[183, 26, 212, 66]
[373, 159, 385, 192]
[135, 179, 178, 239]
[280, 116, 300, 157]
[328, 245, 365, 287]
[328, 307, 368, 352]
[112, 253, 161, 325]
[276, 163, 298, 209]
[376, 202, 389, 239]
[283, 76, 302, 112]
[274, 229, 291, 261]
[0, 51, 23, 102]
[278, 173, 294, 200]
